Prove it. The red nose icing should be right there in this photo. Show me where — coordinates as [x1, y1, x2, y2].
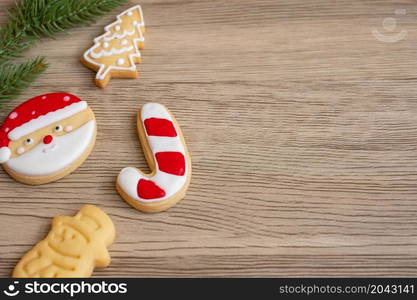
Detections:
[43, 135, 53, 144]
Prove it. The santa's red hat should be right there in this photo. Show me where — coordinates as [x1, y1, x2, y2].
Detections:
[0, 93, 87, 163]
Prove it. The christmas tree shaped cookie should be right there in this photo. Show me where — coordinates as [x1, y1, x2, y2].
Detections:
[81, 5, 145, 88]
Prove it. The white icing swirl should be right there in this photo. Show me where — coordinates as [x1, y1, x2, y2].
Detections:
[90, 46, 134, 59]
[103, 29, 135, 42]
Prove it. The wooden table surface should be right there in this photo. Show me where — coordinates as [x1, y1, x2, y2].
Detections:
[1, 0, 417, 277]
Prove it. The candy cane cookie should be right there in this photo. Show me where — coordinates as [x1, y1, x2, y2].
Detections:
[116, 103, 191, 213]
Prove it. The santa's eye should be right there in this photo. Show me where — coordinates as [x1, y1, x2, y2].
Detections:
[25, 138, 33, 145]
[54, 125, 63, 132]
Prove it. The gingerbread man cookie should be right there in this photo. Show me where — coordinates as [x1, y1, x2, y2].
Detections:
[81, 5, 145, 88]
[13, 205, 115, 278]
[0, 93, 96, 185]
[116, 103, 192, 213]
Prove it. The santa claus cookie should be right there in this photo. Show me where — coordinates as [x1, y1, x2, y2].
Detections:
[81, 5, 145, 88]
[116, 103, 191, 213]
[0, 93, 96, 185]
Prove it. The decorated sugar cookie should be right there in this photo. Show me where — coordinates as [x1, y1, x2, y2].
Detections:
[0, 93, 96, 185]
[116, 103, 192, 213]
[81, 5, 145, 88]
[13, 205, 115, 278]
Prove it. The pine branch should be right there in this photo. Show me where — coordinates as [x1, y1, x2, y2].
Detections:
[0, 57, 48, 106]
[0, 0, 128, 65]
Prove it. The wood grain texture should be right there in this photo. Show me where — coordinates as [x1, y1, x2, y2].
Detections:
[1, 0, 417, 277]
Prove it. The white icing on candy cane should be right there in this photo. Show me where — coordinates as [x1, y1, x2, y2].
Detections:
[117, 103, 190, 203]
[83, 5, 145, 81]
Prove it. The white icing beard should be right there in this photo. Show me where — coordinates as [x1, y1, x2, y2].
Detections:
[5, 120, 95, 177]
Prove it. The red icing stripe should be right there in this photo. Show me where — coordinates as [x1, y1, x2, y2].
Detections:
[155, 152, 186, 176]
[137, 179, 166, 199]
[144, 118, 177, 137]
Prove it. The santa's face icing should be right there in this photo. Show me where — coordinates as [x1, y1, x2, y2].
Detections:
[5, 120, 95, 176]
[0, 93, 96, 181]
